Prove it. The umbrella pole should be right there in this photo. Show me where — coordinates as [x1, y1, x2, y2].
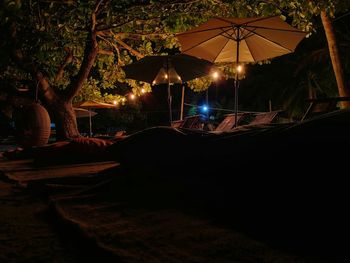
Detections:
[89, 108, 92, 137]
[180, 84, 185, 121]
[234, 27, 240, 128]
[168, 81, 172, 126]
[166, 60, 172, 126]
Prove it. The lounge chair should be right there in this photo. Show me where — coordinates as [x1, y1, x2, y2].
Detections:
[248, 111, 280, 126]
[214, 112, 247, 132]
[301, 97, 350, 121]
[172, 115, 203, 129]
[171, 120, 184, 128]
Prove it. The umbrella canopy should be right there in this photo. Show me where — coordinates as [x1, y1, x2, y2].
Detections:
[74, 107, 97, 118]
[75, 100, 117, 109]
[122, 54, 213, 124]
[74, 100, 116, 137]
[177, 16, 307, 126]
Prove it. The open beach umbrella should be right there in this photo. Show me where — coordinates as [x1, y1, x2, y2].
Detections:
[122, 54, 213, 125]
[177, 16, 307, 127]
[74, 107, 97, 118]
[74, 100, 116, 137]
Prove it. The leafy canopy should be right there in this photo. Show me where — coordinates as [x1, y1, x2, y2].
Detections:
[0, 0, 345, 103]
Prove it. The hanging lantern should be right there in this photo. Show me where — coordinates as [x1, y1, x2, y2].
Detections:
[14, 103, 51, 147]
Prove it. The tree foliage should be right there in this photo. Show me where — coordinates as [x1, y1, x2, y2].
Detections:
[1, 0, 348, 137]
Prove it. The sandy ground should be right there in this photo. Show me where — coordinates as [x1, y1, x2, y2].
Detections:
[2, 109, 350, 263]
[1, 178, 315, 263]
[0, 160, 328, 263]
[0, 180, 78, 262]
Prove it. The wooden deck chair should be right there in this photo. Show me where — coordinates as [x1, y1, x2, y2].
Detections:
[171, 120, 184, 128]
[180, 115, 203, 129]
[248, 111, 279, 126]
[214, 112, 246, 132]
[172, 115, 203, 129]
[301, 97, 350, 121]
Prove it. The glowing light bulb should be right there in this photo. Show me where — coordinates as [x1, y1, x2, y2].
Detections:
[237, 65, 243, 73]
[164, 74, 168, 79]
[152, 80, 156, 85]
[113, 100, 117, 105]
[130, 94, 135, 100]
[212, 71, 219, 79]
[141, 88, 146, 94]
[122, 97, 126, 102]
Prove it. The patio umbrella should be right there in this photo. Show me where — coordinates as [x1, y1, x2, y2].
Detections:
[122, 54, 213, 125]
[74, 107, 97, 118]
[177, 15, 307, 127]
[74, 100, 116, 137]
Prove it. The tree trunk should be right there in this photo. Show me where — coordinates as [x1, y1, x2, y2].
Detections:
[321, 11, 350, 108]
[8, 2, 100, 141]
[50, 100, 80, 141]
[37, 6, 99, 140]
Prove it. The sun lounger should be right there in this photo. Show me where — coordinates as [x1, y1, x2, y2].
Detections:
[301, 97, 350, 121]
[214, 112, 247, 132]
[171, 120, 183, 128]
[248, 111, 280, 126]
[1, 160, 118, 187]
[0, 137, 121, 189]
[172, 115, 203, 129]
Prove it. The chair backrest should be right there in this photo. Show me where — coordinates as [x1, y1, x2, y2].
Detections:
[171, 120, 184, 128]
[172, 115, 203, 129]
[115, 130, 126, 137]
[215, 113, 246, 131]
[180, 115, 202, 129]
[300, 97, 350, 121]
[248, 111, 279, 125]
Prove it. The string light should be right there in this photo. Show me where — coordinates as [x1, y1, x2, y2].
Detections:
[113, 100, 117, 105]
[237, 65, 243, 73]
[212, 71, 219, 80]
[130, 94, 136, 100]
[141, 88, 146, 94]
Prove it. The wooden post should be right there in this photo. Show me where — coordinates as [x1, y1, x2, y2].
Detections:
[206, 89, 209, 119]
[180, 85, 185, 120]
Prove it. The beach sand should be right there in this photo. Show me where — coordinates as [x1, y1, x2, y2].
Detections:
[2, 110, 350, 262]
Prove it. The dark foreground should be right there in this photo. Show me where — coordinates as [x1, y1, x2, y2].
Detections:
[1, 109, 350, 262]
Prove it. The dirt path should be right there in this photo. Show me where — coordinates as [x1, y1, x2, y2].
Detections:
[0, 180, 78, 263]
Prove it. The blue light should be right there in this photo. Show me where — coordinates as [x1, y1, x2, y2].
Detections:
[202, 105, 208, 112]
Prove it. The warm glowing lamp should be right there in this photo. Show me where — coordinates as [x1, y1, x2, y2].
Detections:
[212, 71, 219, 80]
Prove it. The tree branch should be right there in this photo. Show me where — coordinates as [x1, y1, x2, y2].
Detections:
[97, 31, 145, 59]
[8, 21, 58, 103]
[114, 38, 144, 59]
[35, 71, 57, 102]
[98, 30, 169, 40]
[54, 47, 74, 83]
[97, 35, 122, 64]
[98, 49, 114, 56]
[65, 0, 101, 100]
